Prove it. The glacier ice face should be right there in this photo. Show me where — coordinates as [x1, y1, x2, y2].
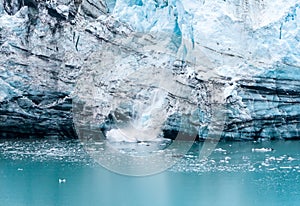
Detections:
[0, 0, 300, 140]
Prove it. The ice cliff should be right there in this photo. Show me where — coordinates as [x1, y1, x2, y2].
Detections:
[0, 0, 300, 140]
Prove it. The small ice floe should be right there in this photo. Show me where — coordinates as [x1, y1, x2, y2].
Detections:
[220, 156, 231, 164]
[225, 156, 231, 161]
[261, 162, 270, 167]
[58, 178, 66, 184]
[275, 156, 286, 161]
[184, 154, 194, 158]
[279, 166, 293, 170]
[267, 156, 276, 161]
[287, 157, 296, 161]
[251, 148, 274, 152]
[267, 168, 277, 171]
[214, 148, 226, 152]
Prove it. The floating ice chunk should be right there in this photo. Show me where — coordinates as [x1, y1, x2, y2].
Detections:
[214, 148, 226, 152]
[251, 148, 274, 152]
[267, 168, 276, 171]
[279, 166, 293, 170]
[58, 178, 66, 184]
[287, 157, 296, 161]
[261, 162, 270, 167]
[225, 156, 231, 161]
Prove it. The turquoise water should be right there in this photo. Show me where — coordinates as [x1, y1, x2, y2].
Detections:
[1, 140, 300, 206]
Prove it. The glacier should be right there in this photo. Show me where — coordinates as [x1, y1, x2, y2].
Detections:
[0, 0, 300, 141]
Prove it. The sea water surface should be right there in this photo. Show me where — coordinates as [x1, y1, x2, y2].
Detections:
[0, 139, 300, 206]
